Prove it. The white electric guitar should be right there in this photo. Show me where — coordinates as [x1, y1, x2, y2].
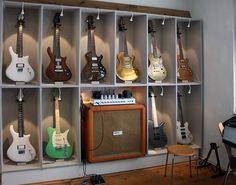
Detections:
[6, 11, 34, 83]
[176, 92, 193, 144]
[7, 89, 36, 163]
[148, 20, 167, 82]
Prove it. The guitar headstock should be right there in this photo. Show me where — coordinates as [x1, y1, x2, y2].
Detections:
[17, 88, 24, 102]
[87, 15, 96, 30]
[177, 24, 182, 39]
[119, 17, 127, 32]
[53, 13, 61, 28]
[52, 88, 61, 101]
[17, 11, 25, 27]
[148, 86, 156, 98]
[148, 20, 156, 34]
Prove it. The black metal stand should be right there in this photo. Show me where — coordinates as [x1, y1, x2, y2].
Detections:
[198, 142, 225, 178]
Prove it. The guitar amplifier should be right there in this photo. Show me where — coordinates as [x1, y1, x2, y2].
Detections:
[82, 104, 146, 163]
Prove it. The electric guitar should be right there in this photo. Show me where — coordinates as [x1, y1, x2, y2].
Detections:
[6, 11, 35, 82]
[7, 89, 36, 163]
[82, 15, 106, 81]
[46, 88, 73, 159]
[116, 17, 139, 82]
[46, 13, 72, 82]
[177, 25, 192, 81]
[148, 20, 167, 81]
[176, 92, 193, 144]
[149, 87, 167, 148]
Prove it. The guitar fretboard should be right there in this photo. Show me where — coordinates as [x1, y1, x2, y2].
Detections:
[53, 27, 61, 59]
[18, 100, 24, 137]
[177, 93, 185, 127]
[122, 31, 129, 58]
[151, 32, 158, 59]
[16, 24, 23, 58]
[54, 97, 61, 134]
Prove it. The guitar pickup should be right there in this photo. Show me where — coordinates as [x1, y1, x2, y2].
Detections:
[17, 145, 26, 154]
[16, 63, 24, 72]
[54, 69, 63, 72]
[92, 57, 97, 61]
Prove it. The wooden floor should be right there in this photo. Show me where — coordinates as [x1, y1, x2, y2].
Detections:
[30, 162, 236, 185]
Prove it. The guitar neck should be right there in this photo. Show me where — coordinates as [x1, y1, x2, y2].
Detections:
[16, 24, 23, 58]
[177, 38, 184, 60]
[53, 27, 61, 59]
[54, 97, 61, 134]
[151, 32, 158, 58]
[151, 96, 159, 128]
[177, 94, 184, 126]
[122, 31, 129, 57]
[89, 29, 97, 57]
[18, 100, 24, 137]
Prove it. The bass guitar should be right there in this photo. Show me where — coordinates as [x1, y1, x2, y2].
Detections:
[46, 13, 72, 82]
[6, 11, 35, 82]
[46, 88, 73, 159]
[148, 20, 167, 81]
[149, 87, 167, 148]
[116, 17, 139, 82]
[7, 89, 36, 163]
[177, 25, 192, 81]
[82, 15, 106, 81]
[176, 92, 193, 144]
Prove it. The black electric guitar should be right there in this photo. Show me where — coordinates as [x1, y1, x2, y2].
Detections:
[82, 15, 106, 81]
[116, 17, 139, 81]
[149, 87, 167, 148]
[46, 13, 72, 82]
[176, 92, 193, 144]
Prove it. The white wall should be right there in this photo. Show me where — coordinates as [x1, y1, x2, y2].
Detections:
[188, 0, 235, 168]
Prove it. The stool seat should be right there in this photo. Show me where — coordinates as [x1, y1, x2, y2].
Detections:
[168, 144, 194, 156]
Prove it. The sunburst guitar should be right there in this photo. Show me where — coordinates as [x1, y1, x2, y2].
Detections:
[148, 20, 167, 81]
[46, 88, 73, 159]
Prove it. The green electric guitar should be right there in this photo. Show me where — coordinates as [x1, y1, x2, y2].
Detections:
[46, 88, 73, 159]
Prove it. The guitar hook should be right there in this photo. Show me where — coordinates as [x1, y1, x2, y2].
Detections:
[96, 9, 100, 20]
[187, 19, 191, 28]
[129, 13, 133, 22]
[160, 86, 164, 96]
[60, 6, 64, 17]
[21, 2, 24, 15]
[161, 16, 165, 26]
[188, 85, 191, 94]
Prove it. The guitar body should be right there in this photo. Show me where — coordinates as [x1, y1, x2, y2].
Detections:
[82, 51, 106, 81]
[176, 121, 193, 145]
[148, 54, 167, 81]
[46, 47, 72, 82]
[116, 52, 138, 81]
[153, 122, 167, 148]
[46, 127, 73, 159]
[6, 46, 35, 82]
[7, 125, 36, 163]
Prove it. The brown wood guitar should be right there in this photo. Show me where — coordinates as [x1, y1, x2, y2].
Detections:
[177, 25, 192, 81]
[46, 13, 72, 82]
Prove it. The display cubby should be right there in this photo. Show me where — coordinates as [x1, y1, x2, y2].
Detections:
[0, 1, 203, 184]
[80, 9, 116, 85]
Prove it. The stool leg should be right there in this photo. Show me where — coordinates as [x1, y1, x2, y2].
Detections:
[171, 155, 175, 185]
[189, 156, 192, 177]
[164, 152, 169, 176]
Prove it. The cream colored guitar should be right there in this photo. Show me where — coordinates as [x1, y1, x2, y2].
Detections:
[148, 20, 166, 82]
[116, 17, 139, 82]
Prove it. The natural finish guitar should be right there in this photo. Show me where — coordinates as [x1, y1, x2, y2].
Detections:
[6, 11, 35, 83]
[177, 25, 192, 81]
[148, 20, 167, 82]
[82, 15, 106, 82]
[7, 89, 36, 163]
[46, 88, 73, 159]
[46, 13, 72, 82]
[116, 17, 139, 82]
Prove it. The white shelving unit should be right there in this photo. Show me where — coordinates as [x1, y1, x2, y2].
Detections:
[0, 1, 203, 184]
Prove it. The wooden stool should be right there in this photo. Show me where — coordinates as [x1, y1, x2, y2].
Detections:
[164, 144, 197, 185]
